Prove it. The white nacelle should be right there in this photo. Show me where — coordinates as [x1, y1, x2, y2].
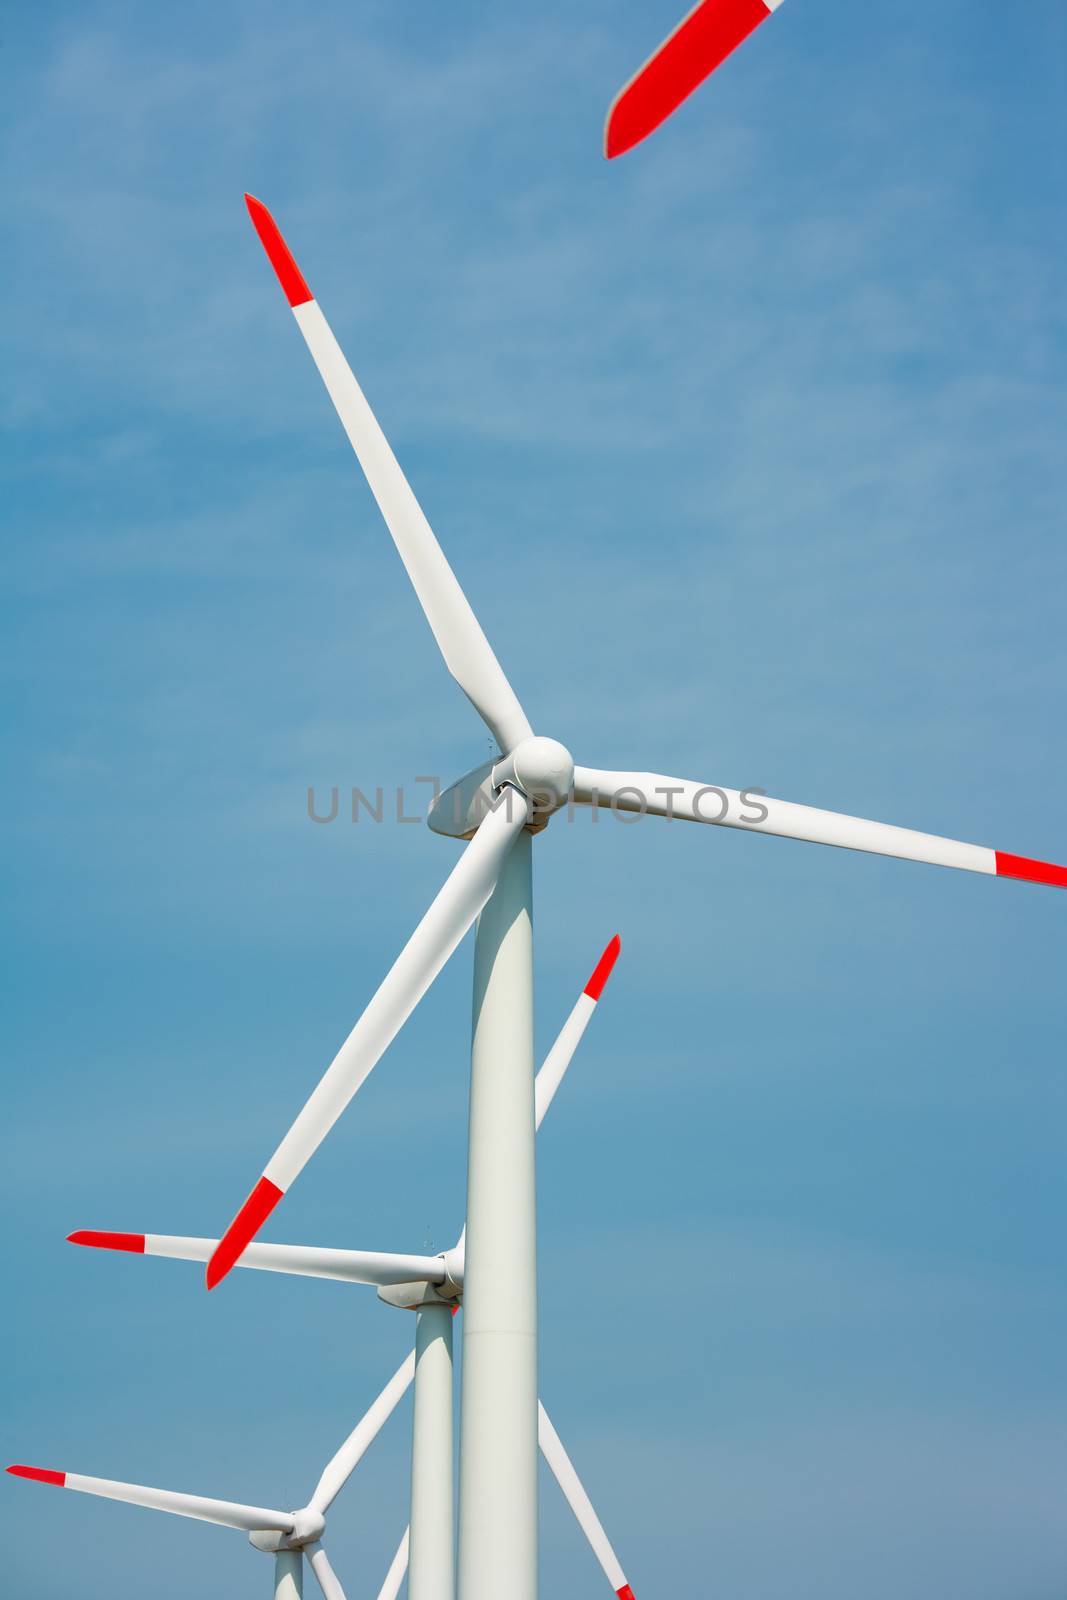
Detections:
[376, 1239, 464, 1308]
[249, 1506, 325, 1553]
[250, 1530, 290, 1555]
[428, 738, 574, 840]
[377, 1276, 457, 1311]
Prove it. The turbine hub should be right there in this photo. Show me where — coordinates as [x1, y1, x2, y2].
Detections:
[427, 737, 575, 840]
[506, 737, 575, 810]
[248, 1506, 327, 1554]
[290, 1507, 327, 1546]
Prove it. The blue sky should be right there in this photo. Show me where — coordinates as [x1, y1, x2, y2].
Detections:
[4, 2, 1066, 1595]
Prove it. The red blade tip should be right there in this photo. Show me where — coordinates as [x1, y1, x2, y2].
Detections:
[616, 1587, 636, 1600]
[604, 0, 771, 159]
[244, 194, 313, 308]
[8, 1465, 65, 1486]
[206, 1176, 284, 1290]
[68, 1231, 145, 1253]
[584, 934, 621, 1000]
[995, 851, 1067, 889]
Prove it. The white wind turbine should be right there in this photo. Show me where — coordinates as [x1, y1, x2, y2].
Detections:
[66, 938, 633, 1600]
[8, 1363, 637, 1600]
[200, 194, 1064, 1600]
[6, 1352, 415, 1600]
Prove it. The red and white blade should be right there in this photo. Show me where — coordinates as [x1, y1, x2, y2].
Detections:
[572, 767, 1067, 888]
[538, 1402, 634, 1597]
[605, 0, 785, 159]
[207, 797, 527, 1289]
[69, 1231, 446, 1288]
[6, 1465, 293, 1533]
[245, 194, 531, 757]
[534, 935, 621, 1131]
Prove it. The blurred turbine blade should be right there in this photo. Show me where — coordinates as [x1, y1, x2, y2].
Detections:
[605, 0, 783, 159]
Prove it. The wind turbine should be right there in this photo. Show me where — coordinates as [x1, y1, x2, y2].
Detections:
[605, 0, 790, 160]
[201, 192, 1063, 1600]
[6, 1351, 415, 1600]
[9, 1371, 638, 1600]
[69, 936, 625, 1600]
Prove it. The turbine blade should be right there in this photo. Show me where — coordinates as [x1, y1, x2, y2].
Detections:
[69, 1233, 446, 1289]
[6, 1464, 293, 1534]
[534, 934, 621, 1131]
[376, 1527, 410, 1600]
[306, 1543, 348, 1600]
[309, 1352, 415, 1516]
[245, 194, 532, 756]
[207, 796, 528, 1289]
[537, 1405, 634, 1598]
[572, 766, 1067, 888]
[604, 0, 784, 159]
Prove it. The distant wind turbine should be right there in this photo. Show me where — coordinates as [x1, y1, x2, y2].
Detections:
[65, 938, 634, 1599]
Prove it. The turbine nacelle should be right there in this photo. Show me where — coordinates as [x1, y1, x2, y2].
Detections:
[438, 1239, 465, 1298]
[429, 736, 575, 840]
[248, 1506, 325, 1553]
[375, 1237, 465, 1310]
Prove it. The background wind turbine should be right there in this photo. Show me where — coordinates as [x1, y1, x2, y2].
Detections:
[203, 192, 1064, 1600]
[70, 935, 623, 1600]
[7, 1350, 414, 1600]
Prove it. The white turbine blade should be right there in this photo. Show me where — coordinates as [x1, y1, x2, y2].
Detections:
[245, 194, 532, 757]
[69, 1232, 446, 1289]
[309, 1351, 415, 1516]
[534, 934, 621, 1132]
[306, 1544, 348, 1600]
[604, 0, 785, 160]
[6, 1463, 293, 1535]
[376, 1527, 410, 1600]
[572, 766, 1067, 888]
[207, 795, 529, 1289]
[537, 1404, 634, 1599]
